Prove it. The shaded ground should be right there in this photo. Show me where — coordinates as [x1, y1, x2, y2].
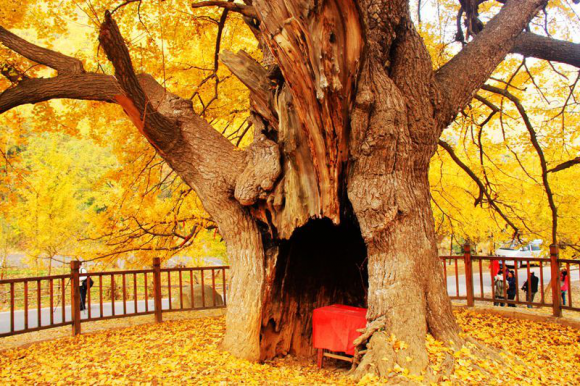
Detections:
[1, 309, 578, 384]
[0, 298, 178, 334]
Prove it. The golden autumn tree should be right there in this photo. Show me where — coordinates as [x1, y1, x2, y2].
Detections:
[1, 0, 580, 378]
[0, 1, 245, 268]
[430, 41, 580, 258]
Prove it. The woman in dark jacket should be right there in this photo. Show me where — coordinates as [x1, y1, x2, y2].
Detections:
[506, 270, 517, 307]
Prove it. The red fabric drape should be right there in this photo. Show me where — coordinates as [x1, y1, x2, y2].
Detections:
[312, 304, 367, 355]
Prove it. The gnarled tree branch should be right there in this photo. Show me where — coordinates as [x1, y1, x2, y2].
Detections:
[191, 1, 258, 19]
[436, 0, 546, 127]
[220, 50, 277, 126]
[99, 11, 180, 155]
[0, 26, 85, 74]
[438, 139, 520, 237]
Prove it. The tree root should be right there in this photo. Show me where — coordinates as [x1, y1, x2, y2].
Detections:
[349, 321, 512, 383]
[465, 336, 503, 362]
[352, 316, 386, 367]
[350, 317, 429, 383]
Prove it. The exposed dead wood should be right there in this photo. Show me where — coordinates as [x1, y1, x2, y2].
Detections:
[259, 219, 367, 360]
[220, 50, 277, 126]
[250, 0, 363, 227]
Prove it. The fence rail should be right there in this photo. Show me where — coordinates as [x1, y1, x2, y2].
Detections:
[2, 246, 577, 339]
[0, 258, 228, 338]
[441, 244, 579, 315]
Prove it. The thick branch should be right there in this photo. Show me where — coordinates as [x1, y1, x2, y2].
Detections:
[99, 11, 179, 155]
[0, 16, 249, 208]
[547, 157, 580, 173]
[436, 0, 546, 126]
[0, 74, 118, 113]
[0, 26, 84, 74]
[512, 32, 580, 68]
[191, 1, 258, 19]
[438, 139, 519, 236]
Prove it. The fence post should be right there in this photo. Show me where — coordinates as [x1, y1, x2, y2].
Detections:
[464, 244, 474, 307]
[550, 245, 562, 317]
[153, 258, 163, 323]
[70, 260, 81, 336]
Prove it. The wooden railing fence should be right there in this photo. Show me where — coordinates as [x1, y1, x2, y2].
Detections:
[0, 258, 228, 337]
[441, 244, 579, 315]
[2, 246, 578, 339]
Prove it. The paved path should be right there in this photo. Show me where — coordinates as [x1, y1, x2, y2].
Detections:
[0, 299, 179, 335]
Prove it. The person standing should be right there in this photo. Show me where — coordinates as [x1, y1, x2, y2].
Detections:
[521, 272, 539, 308]
[561, 270, 569, 306]
[506, 270, 517, 307]
[79, 261, 92, 312]
[493, 272, 505, 306]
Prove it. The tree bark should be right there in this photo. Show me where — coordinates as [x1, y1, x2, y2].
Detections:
[346, 36, 459, 376]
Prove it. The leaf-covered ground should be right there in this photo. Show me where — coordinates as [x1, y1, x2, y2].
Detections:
[0, 309, 578, 384]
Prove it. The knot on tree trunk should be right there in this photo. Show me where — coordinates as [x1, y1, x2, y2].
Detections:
[235, 135, 281, 206]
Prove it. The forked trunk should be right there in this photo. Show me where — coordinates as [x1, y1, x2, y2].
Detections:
[216, 0, 462, 377]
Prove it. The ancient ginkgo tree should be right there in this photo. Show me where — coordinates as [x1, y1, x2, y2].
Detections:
[1, 0, 579, 378]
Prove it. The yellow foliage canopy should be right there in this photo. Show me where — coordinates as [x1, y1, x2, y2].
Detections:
[0, 0, 259, 268]
[0, 0, 579, 265]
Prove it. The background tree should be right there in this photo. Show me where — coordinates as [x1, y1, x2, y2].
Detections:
[1, 0, 580, 379]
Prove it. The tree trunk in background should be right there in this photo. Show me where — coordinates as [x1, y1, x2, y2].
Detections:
[0, 253, 6, 280]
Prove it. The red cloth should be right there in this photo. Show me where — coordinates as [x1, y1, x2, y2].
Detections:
[491, 260, 500, 277]
[561, 274, 570, 291]
[312, 304, 367, 355]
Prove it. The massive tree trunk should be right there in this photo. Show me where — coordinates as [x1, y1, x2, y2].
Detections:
[0, 0, 555, 378]
[217, 0, 464, 376]
[215, 0, 546, 376]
